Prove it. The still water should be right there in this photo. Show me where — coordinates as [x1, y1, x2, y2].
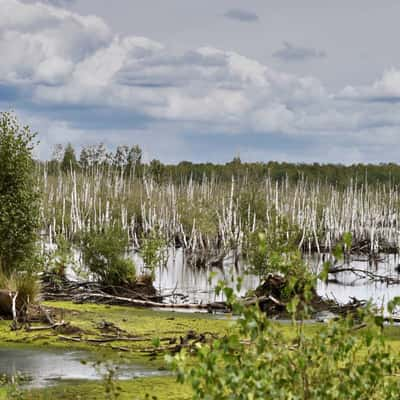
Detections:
[148, 250, 400, 309]
[0, 347, 164, 388]
[64, 246, 400, 309]
[3, 250, 400, 387]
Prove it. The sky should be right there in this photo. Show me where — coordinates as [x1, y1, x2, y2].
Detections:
[1, 0, 400, 163]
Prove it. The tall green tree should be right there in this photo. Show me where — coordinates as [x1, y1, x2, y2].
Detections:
[0, 112, 40, 275]
[61, 143, 78, 173]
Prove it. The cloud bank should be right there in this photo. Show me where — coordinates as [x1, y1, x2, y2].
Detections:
[0, 0, 399, 164]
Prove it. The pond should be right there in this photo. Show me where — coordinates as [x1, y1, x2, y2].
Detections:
[314, 253, 400, 311]
[0, 347, 165, 388]
[63, 246, 400, 311]
[150, 250, 400, 310]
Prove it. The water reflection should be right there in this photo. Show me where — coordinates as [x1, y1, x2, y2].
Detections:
[0, 347, 164, 388]
[151, 249, 260, 304]
[150, 250, 400, 309]
[65, 246, 400, 309]
[310, 253, 400, 309]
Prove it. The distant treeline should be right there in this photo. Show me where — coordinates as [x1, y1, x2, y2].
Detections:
[42, 143, 400, 186]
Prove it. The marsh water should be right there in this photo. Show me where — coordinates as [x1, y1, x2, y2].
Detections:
[0, 347, 165, 388]
[315, 253, 400, 311]
[3, 249, 400, 387]
[147, 250, 400, 311]
[62, 246, 400, 309]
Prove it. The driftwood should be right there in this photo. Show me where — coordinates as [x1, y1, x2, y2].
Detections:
[41, 274, 157, 302]
[110, 345, 130, 352]
[244, 295, 284, 307]
[25, 321, 67, 332]
[41, 272, 229, 311]
[38, 305, 55, 325]
[58, 335, 82, 342]
[75, 292, 227, 311]
[328, 265, 400, 284]
[41, 272, 369, 317]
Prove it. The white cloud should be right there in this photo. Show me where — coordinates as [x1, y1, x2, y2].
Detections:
[0, 0, 111, 84]
[0, 0, 331, 133]
[370, 68, 400, 98]
[1, 0, 400, 164]
[339, 68, 400, 101]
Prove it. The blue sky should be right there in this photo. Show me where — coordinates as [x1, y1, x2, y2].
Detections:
[1, 0, 400, 163]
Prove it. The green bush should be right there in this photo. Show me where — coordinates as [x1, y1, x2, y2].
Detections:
[169, 237, 400, 399]
[140, 230, 167, 279]
[81, 227, 136, 287]
[170, 292, 400, 399]
[0, 112, 40, 275]
[247, 217, 312, 301]
[45, 235, 73, 278]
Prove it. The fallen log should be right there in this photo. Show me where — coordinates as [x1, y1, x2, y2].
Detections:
[85, 336, 153, 343]
[38, 305, 55, 325]
[58, 335, 82, 342]
[110, 345, 130, 352]
[74, 292, 228, 311]
[244, 295, 285, 307]
[25, 321, 67, 332]
[328, 266, 400, 284]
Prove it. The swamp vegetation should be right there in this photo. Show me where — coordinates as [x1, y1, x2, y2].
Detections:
[2, 113, 400, 398]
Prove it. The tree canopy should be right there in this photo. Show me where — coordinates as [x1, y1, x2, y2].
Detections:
[0, 112, 40, 275]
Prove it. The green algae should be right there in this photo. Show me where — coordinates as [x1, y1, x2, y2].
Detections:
[17, 376, 191, 400]
[0, 301, 230, 364]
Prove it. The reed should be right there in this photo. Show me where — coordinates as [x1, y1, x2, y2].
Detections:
[37, 164, 400, 257]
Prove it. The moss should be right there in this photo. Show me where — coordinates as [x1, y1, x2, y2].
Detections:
[0, 301, 231, 367]
[2, 377, 191, 400]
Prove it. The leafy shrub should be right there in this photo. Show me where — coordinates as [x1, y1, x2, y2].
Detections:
[140, 230, 167, 279]
[81, 227, 136, 287]
[45, 235, 74, 278]
[246, 211, 301, 273]
[170, 291, 400, 399]
[248, 223, 313, 303]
